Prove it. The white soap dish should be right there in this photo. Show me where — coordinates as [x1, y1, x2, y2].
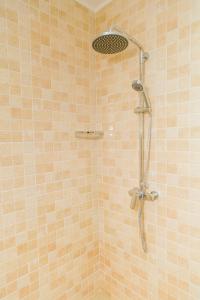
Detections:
[75, 131, 103, 139]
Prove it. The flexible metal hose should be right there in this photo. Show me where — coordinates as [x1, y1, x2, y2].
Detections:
[138, 95, 152, 252]
[138, 197, 147, 252]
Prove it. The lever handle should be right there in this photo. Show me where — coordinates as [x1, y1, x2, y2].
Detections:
[128, 188, 139, 209]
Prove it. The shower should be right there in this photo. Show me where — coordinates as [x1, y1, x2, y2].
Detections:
[132, 79, 151, 111]
[92, 26, 158, 252]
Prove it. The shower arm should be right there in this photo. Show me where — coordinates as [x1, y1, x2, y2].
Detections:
[111, 26, 149, 60]
[112, 26, 151, 110]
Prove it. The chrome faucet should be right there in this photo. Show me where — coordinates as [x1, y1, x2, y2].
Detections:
[129, 187, 158, 252]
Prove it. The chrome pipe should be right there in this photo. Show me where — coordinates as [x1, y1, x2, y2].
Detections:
[139, 49, 145, 191]
[111, 25, 144, 51]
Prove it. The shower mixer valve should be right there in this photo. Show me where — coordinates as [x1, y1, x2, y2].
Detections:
[128, 187, 158, 210]
[128, 187, 158, 252]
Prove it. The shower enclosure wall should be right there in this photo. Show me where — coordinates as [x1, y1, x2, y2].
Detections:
[94, 0, 200, 299]
[0, 0, 199, 300]
[0, 1, 98, 299]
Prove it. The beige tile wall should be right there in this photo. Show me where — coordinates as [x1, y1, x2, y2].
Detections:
[0, 0, 99, 299]
[1, 0, 200, 299]
[95, 0, 200, 299]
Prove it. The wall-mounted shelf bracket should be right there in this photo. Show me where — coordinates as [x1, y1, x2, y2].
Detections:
[75, 131, 104, 140]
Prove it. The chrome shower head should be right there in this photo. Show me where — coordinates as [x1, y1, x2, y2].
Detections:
[132, 80, 143, 91]
[92, 30, 129, 54]
[132, 80, 151, 109]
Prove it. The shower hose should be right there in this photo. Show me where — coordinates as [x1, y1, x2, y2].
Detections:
[138, 111, 152, 252]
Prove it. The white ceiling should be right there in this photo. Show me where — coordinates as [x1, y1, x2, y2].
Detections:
[76, 0, 111, 12]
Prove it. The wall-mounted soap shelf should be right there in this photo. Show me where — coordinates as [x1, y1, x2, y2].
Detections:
[75, 131, 103, 140]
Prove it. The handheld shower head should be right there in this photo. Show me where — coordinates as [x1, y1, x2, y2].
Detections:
[132, 80, 143, 91]
[132, 80, 151, 109]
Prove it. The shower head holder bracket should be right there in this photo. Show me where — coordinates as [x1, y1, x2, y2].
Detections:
[141, 51, 149, 62]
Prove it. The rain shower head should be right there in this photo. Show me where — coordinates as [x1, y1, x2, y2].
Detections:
[92, 30, 129, 54]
